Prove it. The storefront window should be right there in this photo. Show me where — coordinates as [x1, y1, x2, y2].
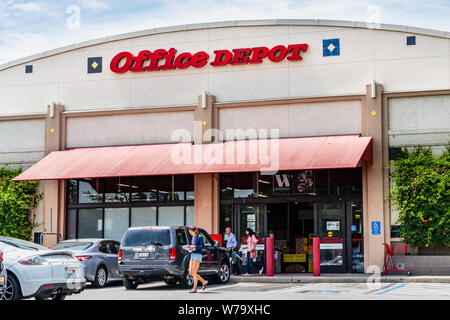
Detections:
[220, 174, 233, 200]
[131, 176, 158, 202]
[158, 176, 172, 201]
[258, 173, 273, 197]
[351, 201, 364, 273]
[78, 179, 103, 203]
[173, 175, 185, 201]
[131, 207, 157, 227]
[186, 206, 194, 226]
[186, 175, 194, 201]
[234, 173, 256, 198]
[329, 168, 362, 195]
[158, 206, 184, 226]
[68, 180, 77, 204]
[66, 209, 77, 239]
[104, 208, 129, 241]
[67, 175, 194, 240]
[78, 208, 103, 238]
[105, 177, 130, 203]
[220, 205, 233, 240]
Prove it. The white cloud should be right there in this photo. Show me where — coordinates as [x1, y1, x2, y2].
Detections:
[12, 2, 41, 12]
[80, 0, 110, 11]
[0, 0, 448, 65]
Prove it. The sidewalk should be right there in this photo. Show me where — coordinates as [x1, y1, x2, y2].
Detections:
[230, 273, 450, 283]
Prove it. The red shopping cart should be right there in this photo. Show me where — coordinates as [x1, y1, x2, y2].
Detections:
[382, 243, 412, 276]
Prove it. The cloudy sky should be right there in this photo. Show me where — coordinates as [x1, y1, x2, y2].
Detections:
[0, 0, 449, 64]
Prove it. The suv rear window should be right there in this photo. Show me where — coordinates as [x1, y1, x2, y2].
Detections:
[122, 229, 171, 247]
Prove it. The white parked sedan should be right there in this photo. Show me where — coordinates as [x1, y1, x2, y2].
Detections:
[0, 236, 85, 300]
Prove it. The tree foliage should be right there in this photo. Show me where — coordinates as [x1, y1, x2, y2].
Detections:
[390, 147, 450, 247]
[0, 167, 42, 240]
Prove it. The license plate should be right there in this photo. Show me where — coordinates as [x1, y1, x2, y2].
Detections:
[65, 267, 77, 279]
[138, 252, 149, 259]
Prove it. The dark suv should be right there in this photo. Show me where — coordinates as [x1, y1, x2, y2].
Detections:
[118, 226, 230, 289]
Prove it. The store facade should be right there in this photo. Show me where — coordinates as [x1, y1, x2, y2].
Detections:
[2, 20, 449, 274]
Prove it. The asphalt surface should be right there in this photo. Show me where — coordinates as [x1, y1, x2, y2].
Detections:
[66, 280, 450, 300]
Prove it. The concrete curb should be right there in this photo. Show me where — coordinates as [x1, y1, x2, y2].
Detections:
[230, 275, 450, 284]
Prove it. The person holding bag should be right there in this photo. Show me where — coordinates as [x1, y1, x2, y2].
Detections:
[244, 228, 264, 275]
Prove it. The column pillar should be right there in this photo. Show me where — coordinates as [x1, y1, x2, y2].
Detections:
[362, 83, 387, 272]
[193, 93, 220, 234]
[42, 103, 65, 245]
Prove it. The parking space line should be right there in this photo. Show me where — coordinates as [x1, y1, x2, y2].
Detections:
[375, 283, 408, 295]
[277, 283, 319, 293]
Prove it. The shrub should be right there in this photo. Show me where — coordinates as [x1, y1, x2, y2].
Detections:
[0, 167, 42, 240]
[390, 147, 450, 247]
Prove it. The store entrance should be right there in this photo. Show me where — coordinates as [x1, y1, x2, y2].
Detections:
[267, 202, 315, 273]
[230, 202, 364, 274]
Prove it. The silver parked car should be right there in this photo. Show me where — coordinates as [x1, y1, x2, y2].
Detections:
[0, 250, 6, 299]
[0, 236, 85, 300]
[52, 239, 121, 288]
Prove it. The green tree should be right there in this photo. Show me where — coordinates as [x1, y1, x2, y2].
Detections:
[0, 167, 42, 240]
[390, 147, 450, 247]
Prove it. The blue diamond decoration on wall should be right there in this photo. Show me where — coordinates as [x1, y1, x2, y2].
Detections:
[406, 36, 416, 46]
[88, 57, 103, 73]
[323, 39, 340, 57]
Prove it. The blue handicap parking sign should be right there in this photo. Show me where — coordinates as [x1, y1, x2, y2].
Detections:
[371, 221, 381, 235]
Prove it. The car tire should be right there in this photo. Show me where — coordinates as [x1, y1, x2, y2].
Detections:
[179, 270, 194, 289]
[93, 265, 108, 288]
[216, 261, 231, 284]
[3, 274, 22, 300]
[122, 278, 138, 290]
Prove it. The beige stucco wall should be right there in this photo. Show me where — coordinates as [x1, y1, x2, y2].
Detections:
[388, 95, 450, 154]
[0, 24, 449, 116]
[0, 119, 45, 167]
[66, 111, 195, 148]
[218, 100, 362, 138]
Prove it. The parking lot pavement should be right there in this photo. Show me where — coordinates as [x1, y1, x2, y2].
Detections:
[66, 281, 450, 300]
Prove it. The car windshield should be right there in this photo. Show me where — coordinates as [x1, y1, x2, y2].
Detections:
[0, 237, 48, 251]
[52, 242, 93, 251]
[122, 229, 171, 247]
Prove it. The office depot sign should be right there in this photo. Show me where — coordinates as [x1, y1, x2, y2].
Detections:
[110, 44, 308, 73]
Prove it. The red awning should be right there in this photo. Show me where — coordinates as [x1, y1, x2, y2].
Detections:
[13, 135, 372, 181]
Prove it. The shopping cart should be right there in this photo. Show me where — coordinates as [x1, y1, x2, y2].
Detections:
[381, 243, 412, 276]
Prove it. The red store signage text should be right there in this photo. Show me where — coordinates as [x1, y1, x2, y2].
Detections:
[110, 44, 308, 73]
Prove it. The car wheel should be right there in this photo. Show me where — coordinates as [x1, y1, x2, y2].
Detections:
[216, 262, 230, 284]
[179, 270, 194, 289]
[122, 278, 138, 290]
[2, 274, 22, 300]
[93, 266, 108, 288]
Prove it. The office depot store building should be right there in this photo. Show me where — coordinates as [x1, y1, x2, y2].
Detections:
[4, 20, 450, 274]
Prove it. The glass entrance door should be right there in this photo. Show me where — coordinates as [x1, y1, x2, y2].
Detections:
[236, 205, 266, 243]
[317, 203, 346, 273]
[234, 205, 266, 271]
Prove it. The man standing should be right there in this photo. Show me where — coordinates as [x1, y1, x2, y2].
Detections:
[225, 227, 241, 275]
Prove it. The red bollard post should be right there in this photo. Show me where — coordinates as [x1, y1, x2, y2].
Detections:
[266, 237, 274, 277]
[313, 237, 320, 277]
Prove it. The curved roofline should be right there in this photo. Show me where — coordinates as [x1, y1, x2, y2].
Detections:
[1, 18, 449, 71]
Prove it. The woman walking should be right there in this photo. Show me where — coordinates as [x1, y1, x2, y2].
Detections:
[244, 228, 264, 275]
[188, 226, 208, 293]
